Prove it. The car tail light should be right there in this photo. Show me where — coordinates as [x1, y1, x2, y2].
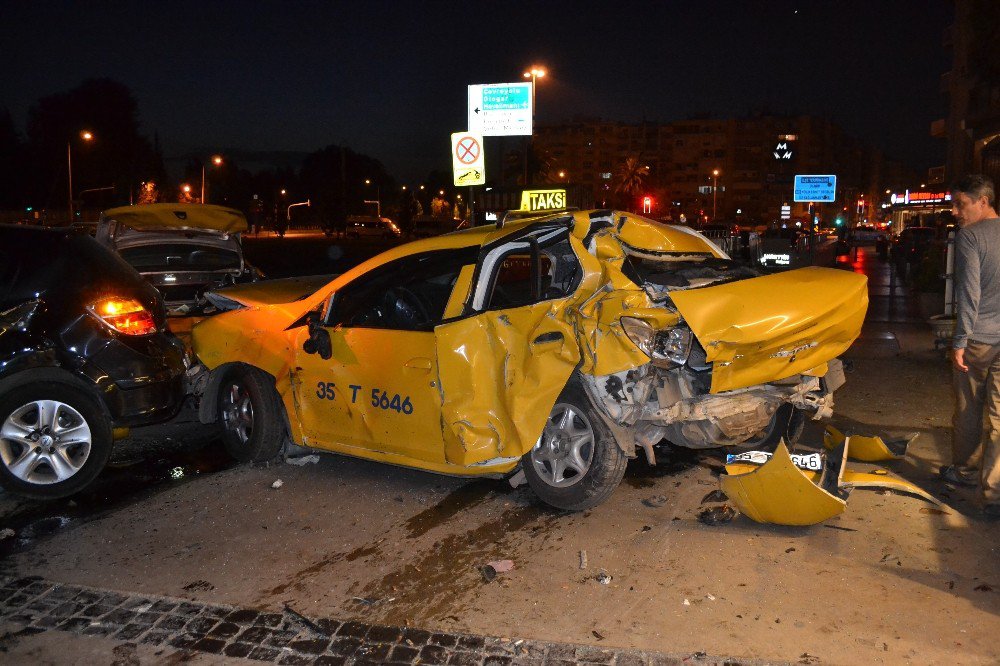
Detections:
[88, 297, 157, 335]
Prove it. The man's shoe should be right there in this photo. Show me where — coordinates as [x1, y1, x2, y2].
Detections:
[939, 465, 978, 487]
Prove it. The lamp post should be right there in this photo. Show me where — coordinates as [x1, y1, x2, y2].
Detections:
[67, 130, 94, 222]
[201, 155, 223, 204]
[522, 66, 546, 186]
[711, 169, 720, 221]
[364, 179, 381, 217]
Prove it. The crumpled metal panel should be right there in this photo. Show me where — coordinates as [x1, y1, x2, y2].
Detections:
[436, 302, 580, 466]
[612, 213, 729, 257]
[823, 424, 910, 461]
[669, 267, 869, 393]
[721, 442, 847, 525]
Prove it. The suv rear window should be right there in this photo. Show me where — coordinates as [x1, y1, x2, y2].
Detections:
[119, 244, 241, 271]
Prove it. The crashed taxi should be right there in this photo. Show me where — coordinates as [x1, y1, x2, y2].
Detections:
[190, 210, 867, 510]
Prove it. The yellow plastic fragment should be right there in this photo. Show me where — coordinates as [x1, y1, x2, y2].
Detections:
[839, 470, 944, 507]
[823, 425, 909, 462]
[720, 442, 846, 526]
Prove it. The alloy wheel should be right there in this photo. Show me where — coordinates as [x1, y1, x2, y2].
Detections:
[0, 400, 93, 485]
[529, 403, 595, 488]
[222, 382, 254, 445]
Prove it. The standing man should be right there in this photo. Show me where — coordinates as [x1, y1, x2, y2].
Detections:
[945, 174, 1000, 516]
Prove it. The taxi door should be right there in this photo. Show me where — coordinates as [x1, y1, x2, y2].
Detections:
[435, 223, 583, 467]
[290, 248, 476, 465]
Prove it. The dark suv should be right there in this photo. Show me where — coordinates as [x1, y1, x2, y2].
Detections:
[0, 225, 187, 498]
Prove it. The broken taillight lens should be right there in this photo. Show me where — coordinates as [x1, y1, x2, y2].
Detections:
[88, 297, 157, 336]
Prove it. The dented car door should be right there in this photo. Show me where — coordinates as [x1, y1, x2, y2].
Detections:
[435, 223, 583, 467]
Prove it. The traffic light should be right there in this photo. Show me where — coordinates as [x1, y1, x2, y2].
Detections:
[642, 196, 652, 214]
[835, 217, 844, 226]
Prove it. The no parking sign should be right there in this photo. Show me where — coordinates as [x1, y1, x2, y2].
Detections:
[451, 132, 485, 186]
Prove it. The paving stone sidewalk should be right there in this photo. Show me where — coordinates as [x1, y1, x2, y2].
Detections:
[0, 575, 782, 665]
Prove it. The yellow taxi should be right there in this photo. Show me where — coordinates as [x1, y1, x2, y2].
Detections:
[189, 210, 867, 510]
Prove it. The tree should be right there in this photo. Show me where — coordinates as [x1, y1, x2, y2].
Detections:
[25, 79, 163, 213]
[137, 181, 159, 204]
[0, 108, 25, 209]
[613, 156, 648, 211]
[298, 144, 395, 230]
[503, 141, 553, 186]
[430, 195, 451, 217]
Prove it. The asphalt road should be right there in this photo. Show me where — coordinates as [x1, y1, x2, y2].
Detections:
[2, 243, 998, 665]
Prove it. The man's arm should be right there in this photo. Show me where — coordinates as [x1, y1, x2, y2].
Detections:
[953, 229, 980, 370]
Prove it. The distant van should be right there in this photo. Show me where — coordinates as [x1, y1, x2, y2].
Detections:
[347, 215, 401, 239]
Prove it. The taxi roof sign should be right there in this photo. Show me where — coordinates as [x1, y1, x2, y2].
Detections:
[519, 189, 567, 212]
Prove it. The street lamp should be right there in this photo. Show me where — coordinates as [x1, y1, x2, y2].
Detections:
[364, 178, 380, 217]
[201, 155, 223, 204]
[67, 130, 94, 222]
[711, 169, 720, 221]
[522, 65, 546, 186]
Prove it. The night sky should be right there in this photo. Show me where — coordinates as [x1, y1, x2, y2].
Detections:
[2, 1, 953, 182]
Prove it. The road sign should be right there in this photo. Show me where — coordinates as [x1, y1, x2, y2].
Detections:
[780, 204, 791, 220]
[793, 174, 837, 203]
[451, 132, 485, 186]
[468, 83, 532, 136]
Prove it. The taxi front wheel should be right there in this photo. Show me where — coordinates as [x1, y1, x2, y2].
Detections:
[522, 379, 628, 511]
[218, 366, 286, 463]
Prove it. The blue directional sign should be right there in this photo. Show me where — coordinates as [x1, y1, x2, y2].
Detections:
[793, 174, 837, 203]
[468, 83, 533, 136]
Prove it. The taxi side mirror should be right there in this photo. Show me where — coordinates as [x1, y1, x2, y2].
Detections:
[302, 310, 332, 360]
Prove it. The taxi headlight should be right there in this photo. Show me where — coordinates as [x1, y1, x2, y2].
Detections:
[621, 317, 693, 365]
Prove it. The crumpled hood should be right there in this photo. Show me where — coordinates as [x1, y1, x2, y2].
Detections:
[669, 267, 868, 393]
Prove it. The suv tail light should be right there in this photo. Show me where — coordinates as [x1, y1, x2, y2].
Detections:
[88, 297, 157, 335]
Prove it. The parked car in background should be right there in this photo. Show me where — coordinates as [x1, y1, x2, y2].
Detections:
[96, 203, 262, 345]
[346, 215, 401, 239]
[848, 225, 882, 245]
[891, 226, 937, 283]
[0, 225, 187, 498]
[410, 215, 464, 238]
[189, 210, 866, 511]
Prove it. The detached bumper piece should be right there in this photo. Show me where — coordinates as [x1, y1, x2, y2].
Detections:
[721, 439, 939, 526]
[822, 424, 913, 462]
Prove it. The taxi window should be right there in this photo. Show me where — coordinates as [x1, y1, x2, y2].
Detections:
[484, 238, 580, 311]
[329, 248, 477, 331]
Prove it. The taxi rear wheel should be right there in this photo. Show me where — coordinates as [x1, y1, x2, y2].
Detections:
[522, 380, 627, 511]
[218, 366, 286, 463]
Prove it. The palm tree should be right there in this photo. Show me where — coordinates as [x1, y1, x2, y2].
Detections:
[613, 155, 648, 211]
[503, 141, 553, 187]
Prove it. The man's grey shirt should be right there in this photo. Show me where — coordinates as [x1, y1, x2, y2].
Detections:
[954, 217, 1000, 349]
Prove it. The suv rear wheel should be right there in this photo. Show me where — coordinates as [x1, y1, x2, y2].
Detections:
[522, 378, 628, 511]
[0, 383, 113, 499]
